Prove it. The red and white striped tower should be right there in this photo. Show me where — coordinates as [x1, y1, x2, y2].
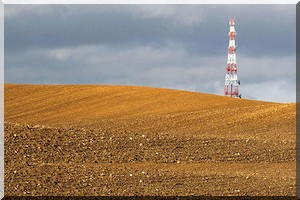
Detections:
[224, 18, 241, 98]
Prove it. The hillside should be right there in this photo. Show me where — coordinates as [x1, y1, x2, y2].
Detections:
[4, 84, 296, 196]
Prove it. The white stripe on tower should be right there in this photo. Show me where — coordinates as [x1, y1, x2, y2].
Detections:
[224, 18, 241, 98]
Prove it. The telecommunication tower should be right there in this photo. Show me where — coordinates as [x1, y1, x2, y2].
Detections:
[224, 18, 241, 98]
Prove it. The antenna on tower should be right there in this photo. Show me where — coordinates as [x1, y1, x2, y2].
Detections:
[224, 18, 241, 98]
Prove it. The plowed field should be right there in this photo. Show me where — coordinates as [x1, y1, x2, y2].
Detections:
[4, 84, 296, 196]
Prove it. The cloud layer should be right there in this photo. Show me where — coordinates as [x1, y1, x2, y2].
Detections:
[4, 5, 296, 102]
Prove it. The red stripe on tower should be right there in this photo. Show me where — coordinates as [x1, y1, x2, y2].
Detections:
[224, 18, 241, 98]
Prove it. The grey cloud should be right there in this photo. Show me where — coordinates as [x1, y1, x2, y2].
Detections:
[241, 80, 296, 103]
[5, 8, 165, 52]
[238, 55, 296, 83]
[5, 4, 296, 57]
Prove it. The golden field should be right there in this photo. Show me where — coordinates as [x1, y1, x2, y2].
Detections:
[4, 84, 296, 196]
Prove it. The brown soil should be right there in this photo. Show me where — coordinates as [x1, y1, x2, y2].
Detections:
[4, 84, 296, 196]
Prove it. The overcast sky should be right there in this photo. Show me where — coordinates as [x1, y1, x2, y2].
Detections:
[4, 4, 296, 103]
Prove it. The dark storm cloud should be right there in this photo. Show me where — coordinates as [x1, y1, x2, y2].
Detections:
[5, 5, 295, 56]
[5, 7, 165, 52]
[4, 4, 296, 102]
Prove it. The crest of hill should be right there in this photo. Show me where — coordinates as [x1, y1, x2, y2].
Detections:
[4, 84, 291, 126]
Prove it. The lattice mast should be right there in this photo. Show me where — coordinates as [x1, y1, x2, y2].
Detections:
[224, 18, 241, 98]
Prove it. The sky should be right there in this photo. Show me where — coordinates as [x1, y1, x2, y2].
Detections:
[4, 4, 296, 103]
